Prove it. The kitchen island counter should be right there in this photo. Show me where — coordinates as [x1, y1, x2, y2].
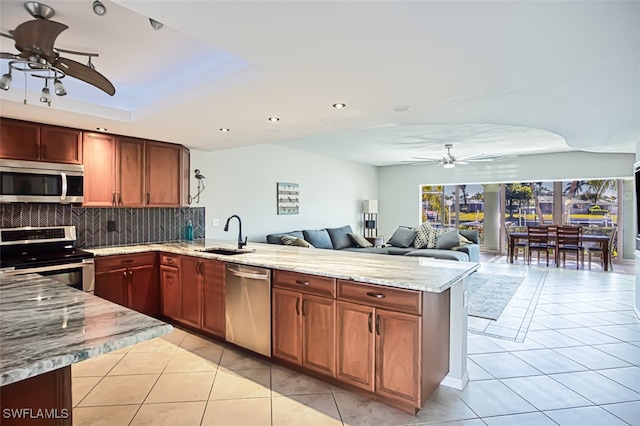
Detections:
[87, 239, 479, 294]
[0, 274, 172, 387]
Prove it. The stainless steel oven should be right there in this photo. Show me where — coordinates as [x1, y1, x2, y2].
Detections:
[0, 226, 95, 292]
[0, 159, 84, 204]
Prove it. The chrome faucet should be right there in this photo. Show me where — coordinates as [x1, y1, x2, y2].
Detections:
[224, 215, 247, 249]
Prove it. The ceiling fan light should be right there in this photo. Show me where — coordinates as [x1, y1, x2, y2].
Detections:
[54, 79, 66, 96]
[0, 73, 11, 91]
[443, 162, 455, 169]
[92, 0, 107, 16]
[40, 86, 51, 103]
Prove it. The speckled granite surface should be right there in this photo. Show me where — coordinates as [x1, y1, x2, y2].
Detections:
[87, 239, 479, 293]
[0, 274, 173, 386]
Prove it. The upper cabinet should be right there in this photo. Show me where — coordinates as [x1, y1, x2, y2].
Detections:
[0, 118, 82, 164]
[83, 132, 189, 208]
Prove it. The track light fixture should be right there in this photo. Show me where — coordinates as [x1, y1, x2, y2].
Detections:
[92, 0, 106, 16]
[149, 18, 163, 30]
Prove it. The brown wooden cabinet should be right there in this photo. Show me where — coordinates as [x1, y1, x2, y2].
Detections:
[160, 265, 181, 320]
[335, 279, 450, 413]
[95, 253, 158, 316]
[146, 141, 181, 207]
[83, 134, 186, 208]
[179, 256, 203, 328]
[201, 259, 225, 337]
[0, 118, 82, 164]
[272, 271, 336, 377]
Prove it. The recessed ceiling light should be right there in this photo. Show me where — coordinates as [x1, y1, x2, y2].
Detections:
[219, 128, 230, 132]
[96, 127, 107, 132]
[393, 105, 412, 112]
[268, 117, 280, 122]
[333, 103, 346, 109]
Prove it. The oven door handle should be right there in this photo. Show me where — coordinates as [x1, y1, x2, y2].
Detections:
[61, 172, 67, 201]
[0, 260, 92, 276]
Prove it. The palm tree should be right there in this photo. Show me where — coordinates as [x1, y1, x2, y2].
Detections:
[585, 180, 616, 207]
[459, 185, 468, 211]
[529, 182, 545, 224]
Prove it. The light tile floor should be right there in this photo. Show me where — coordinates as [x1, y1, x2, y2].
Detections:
[72, 256, 640, 425]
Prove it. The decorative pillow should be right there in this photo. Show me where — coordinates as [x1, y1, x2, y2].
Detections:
[459, 234, 473, 245]
[326, 225, 354, 250]
[413, 222, 433, 248]
[302, 229, 333, 249]
[266, 231, 304, 245]
[281, 235, 314, 248]
[426, 227, 451, 249]
[348, 233, 373, 248]
[387, 227, 417, 248]
[436, 230, 461, 250]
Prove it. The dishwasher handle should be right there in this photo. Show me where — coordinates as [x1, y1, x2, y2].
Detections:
[226, 265, 270, 280]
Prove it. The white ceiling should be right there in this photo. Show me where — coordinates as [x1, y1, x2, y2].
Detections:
[0, 0, 638, 166]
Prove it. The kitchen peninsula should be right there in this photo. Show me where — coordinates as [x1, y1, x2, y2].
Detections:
[89, 240, 478, 414]
[0, 275, 172, 425]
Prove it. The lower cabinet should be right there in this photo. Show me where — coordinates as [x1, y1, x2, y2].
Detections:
[158, 254, 225, 337]
[272, 271, 336, 377]
[95, 253, 158, 316]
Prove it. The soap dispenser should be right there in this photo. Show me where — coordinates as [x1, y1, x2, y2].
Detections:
[185, 219, 194, 241]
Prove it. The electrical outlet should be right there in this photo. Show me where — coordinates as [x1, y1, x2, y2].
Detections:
[212, 218, 219, 226]
[107, 220, 117, 232]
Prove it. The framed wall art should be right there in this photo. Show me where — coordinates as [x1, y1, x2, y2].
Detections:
[277, 182, 299, 215]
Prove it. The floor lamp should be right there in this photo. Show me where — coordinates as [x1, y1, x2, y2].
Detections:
[363, 200, 378, 238]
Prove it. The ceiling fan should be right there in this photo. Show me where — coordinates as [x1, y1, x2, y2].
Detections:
[0, 1, 115, 103]
[404, 144, 502, 168]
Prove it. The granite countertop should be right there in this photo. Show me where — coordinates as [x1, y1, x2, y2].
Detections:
[87, 239, 480, 293]
[0, 274, 173, 387]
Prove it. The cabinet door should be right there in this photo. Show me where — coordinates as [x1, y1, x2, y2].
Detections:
[128, 265, 158, 316]
[0, 119, 40, 160]
[272, 288, 302, 365]
[302, 295, 335, 377]
[336, 301, 375, 392]
[160, 265, 181, 320]
[201, 259, 225, 337]
[116, 137, 145, 207]
[375, 309, 421, 405]
[146, 141, 181, 206]
[40, 125, 82, 164]
[83, 132, 117, 207]
[181, 146, 191, 206]
[95, 269, 128, 307]
[180, 256, 202, 328]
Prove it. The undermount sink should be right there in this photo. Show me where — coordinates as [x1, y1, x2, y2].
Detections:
[198, 247, 253, 256]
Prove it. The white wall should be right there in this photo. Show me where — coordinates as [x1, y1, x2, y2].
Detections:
[378, 151, 635, 240]
[189, 144, 378, 242]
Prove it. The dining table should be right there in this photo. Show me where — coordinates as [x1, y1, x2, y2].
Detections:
[507, 231, 611, 271]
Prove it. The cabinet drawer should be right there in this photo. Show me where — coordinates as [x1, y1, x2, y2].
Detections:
[337, 280, 421, 315]
[160, 253, 180, 266]
[273, 270, 336, 298]
[95, 253, 156, 273]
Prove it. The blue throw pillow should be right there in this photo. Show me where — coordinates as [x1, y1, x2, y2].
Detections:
[302, 229, 334, 249]
[388, 227, 417, 248]
[326, 225, 354, 249]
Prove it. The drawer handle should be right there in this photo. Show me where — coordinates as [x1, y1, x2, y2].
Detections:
[121, 259, 134, 263]
[295, 280, 310, 286]
[366, 292, 386, 299]
[166, 258, 174, 264]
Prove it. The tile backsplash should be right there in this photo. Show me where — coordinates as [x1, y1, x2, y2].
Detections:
[0, 204, 205, 248]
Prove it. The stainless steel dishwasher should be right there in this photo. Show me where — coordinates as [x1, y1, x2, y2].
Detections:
[225, 264, 272, 357]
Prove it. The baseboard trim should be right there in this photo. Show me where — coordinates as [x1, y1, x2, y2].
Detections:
[441, 370, 469, 391]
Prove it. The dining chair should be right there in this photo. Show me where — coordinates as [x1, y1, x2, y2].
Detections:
[588, 227, 617, 271]
[527, 225, 551, 266]
[556, 225, 584, 269]
[506, 223, 527, 262]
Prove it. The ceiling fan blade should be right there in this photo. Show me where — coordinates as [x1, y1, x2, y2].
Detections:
[53, 56, 115, 96]
[457, 152, 486, 161]
[12, 19, 68, 61]
[411, 156, 441, 162]
[0, 52, 19, 60]
[456, 161, 469, 165]
[468, 157, 498, 162]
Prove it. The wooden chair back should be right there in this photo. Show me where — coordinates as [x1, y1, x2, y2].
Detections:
[527, 225, 549, 246]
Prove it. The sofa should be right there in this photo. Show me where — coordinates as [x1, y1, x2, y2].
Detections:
[266, 224, 480, 262]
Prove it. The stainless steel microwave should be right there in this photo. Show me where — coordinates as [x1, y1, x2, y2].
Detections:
[0, 159, 84, 204]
